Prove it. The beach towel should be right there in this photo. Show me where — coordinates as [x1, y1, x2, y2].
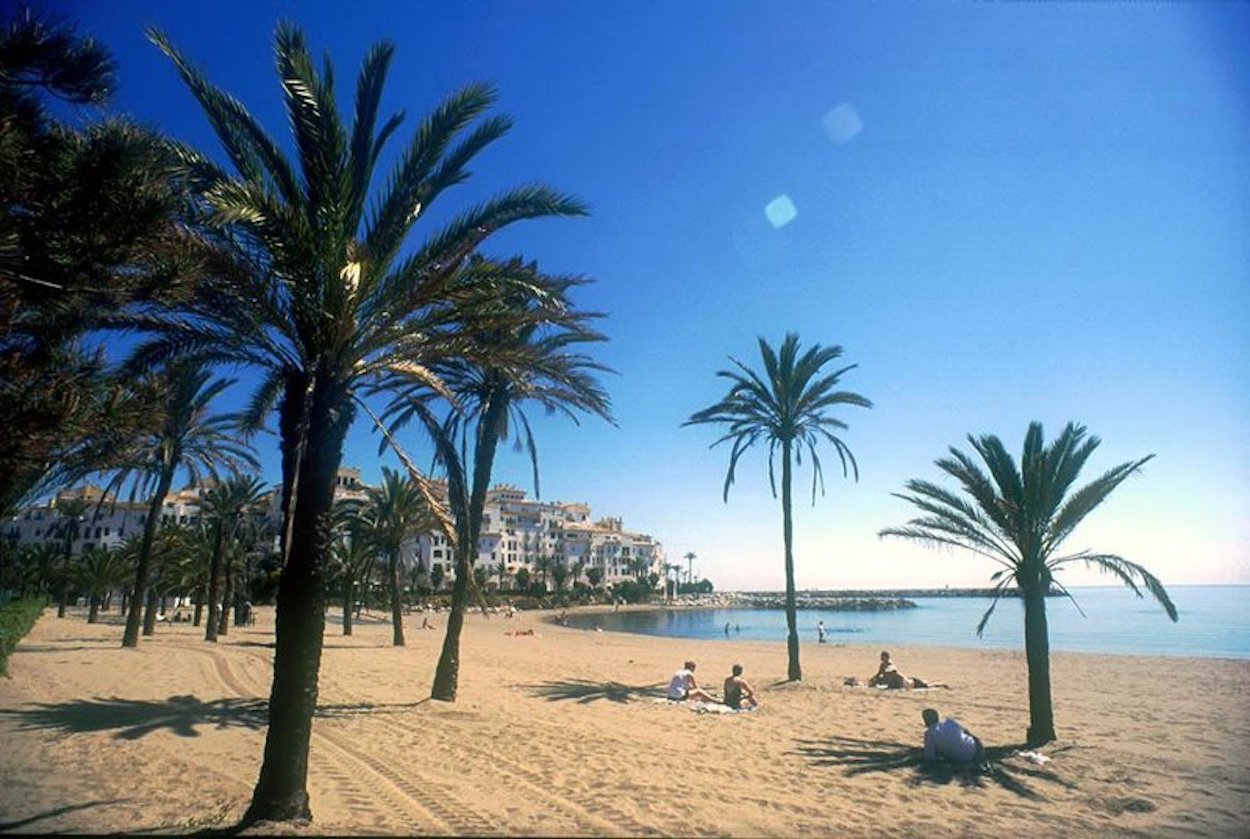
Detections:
[690, 701, 756, 715]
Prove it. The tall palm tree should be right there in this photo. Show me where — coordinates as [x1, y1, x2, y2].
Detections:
[134, 26, 588, 824]
[362, 468, 439, 647]
[201, 475, 267, 642]
[880, 421, 1176, 746]
[682, 551, 696, 589]
[377, 278, 612, 701]
[52, 496, 91, 618]
[328, 498, 373, 636]
[685, 333, 871, 681]
[570, 558, 586, 591]
[102, 363, 254, 647]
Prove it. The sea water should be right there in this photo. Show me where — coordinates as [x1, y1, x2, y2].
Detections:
[567, 585, 1250, 659]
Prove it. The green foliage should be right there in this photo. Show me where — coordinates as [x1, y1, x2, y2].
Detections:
[676, 579, 715, 595]
[0, 597, 45, 676]
[880, 421, 1176, 631]
[0, 9, 200, 515]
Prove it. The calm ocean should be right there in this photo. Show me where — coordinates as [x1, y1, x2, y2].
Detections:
[568, 585, 1250, 660]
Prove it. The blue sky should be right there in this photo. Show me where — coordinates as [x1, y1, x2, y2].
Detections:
[51, 1, 1248, 590]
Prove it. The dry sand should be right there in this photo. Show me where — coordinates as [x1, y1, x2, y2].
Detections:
[0, 603, 1247, 837]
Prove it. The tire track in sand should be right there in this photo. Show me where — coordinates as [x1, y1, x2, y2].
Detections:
[176, 641, 492, 835]
[326, 679, 663, 836]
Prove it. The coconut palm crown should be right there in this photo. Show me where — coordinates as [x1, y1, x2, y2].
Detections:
[880, 421, 1177, 745]
[685, 333, 872, 681]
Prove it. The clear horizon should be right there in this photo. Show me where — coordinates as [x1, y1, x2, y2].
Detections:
[52, 1, 1249, 589]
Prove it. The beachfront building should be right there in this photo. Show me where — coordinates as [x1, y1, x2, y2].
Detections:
[2, 483, 207, 555]
[406, 482, 665, 593]
[5, 469, 665, 595]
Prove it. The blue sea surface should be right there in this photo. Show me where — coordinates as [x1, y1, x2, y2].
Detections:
[567, 586, 1250, 659]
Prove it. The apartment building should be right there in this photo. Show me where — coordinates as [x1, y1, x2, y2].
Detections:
[6, 469, 665, 593]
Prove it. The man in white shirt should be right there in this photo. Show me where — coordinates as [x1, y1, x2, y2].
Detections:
[667, 660, 715, 702]
[922, 708, 988, 770]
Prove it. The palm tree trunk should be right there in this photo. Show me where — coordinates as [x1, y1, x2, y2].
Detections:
[781, 439, 801, 681]
[389, 551, 405, 646]
[219, 553, 234, 636]
[57, 526, 75, 618]
[142, 586, 159, 635]
[432, 394, 507, 702]
[205, 522, 226, 642]
[342, 578, 354, 636]
[193, 588, 204, 627]
[1023, 583, 1056, 746]
[123, 461, 177, 647]
[87, 592, 100, 624]
[244, 377, 352, 825]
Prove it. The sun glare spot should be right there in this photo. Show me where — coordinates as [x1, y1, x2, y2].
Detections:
[764, 194, 798, 228]
[822, 103, 863, 144]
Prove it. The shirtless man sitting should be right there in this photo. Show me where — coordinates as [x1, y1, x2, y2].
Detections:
[723, 663, 759, 709]
[667, 660, 716, 702]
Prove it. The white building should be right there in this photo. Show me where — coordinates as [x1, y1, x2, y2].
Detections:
[407, 482, 665, 592]
[6, 469, 666, 594]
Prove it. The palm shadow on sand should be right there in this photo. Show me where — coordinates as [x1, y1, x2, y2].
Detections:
[0, 696, 428, 740]
[0, 800, 129, 832]
[522, 679, 666, 704]
[791, 736, 1077, 800]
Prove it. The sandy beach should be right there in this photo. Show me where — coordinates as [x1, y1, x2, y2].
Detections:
[0, 604, 1247, 837]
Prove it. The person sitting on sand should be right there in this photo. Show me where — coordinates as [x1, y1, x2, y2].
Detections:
[421, 616, 436, 630]
[667, 660, 716, 702]
[868, 650, 899, 687]
[868, 651, 947, 690]
[723, 663, 759, 710]
[922, 708, 989, 771]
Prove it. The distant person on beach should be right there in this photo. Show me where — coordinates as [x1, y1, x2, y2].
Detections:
[723, 663, 759, 710]
[921, 708, 988, 771]
[817, 621, 826, 644]
[421, 616, 435, 630]
[667, 660, 716, 702]
[725, 622, 731, 636]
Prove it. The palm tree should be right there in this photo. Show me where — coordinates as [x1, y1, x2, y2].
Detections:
[102, 363, 254, 647]
[51, 496, 91, 618]
[685, 333, 872, 681]
[377, 278, 612, 701]
[362, 468, 439, 646]
[329, 499, 373, 637]
[135, 26, 588, 823]
[550, 560, 568, 593]
[570, 558, 586, 591]
[0, 11, 195, 519]
[880, 421, 1176, 746]
[683, 551, 696, 589]
[201, 475, 268, 642]
[74, 546, 135, 623]
[534, 554, 553, 593]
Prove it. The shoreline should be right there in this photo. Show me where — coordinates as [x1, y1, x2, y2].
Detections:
[553, 601, 1250, 662]
[1, 605, 1246, 836]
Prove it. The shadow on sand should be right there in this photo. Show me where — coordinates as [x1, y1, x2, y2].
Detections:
[790, 735, 1077, 800]
[0, 800, 129, 832]
[522, 679, 666, 704]
[0, 696, 429, 740]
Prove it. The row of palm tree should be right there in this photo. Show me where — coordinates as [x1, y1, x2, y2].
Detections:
[687, 333, 1177, 748]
